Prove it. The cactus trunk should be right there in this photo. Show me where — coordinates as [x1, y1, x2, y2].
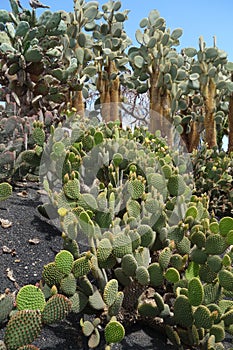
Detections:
[149, 70, 172, 143]
[72, 90, 85, 117]
[97, 62, 121, 123]
[182, 121, 200, 152]
[203, 79, 217, 148]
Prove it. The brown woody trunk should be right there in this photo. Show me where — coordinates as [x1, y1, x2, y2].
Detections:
[182, 121, 200, 152]
[203, 79, 217, 148]
[228, 74, 233, 153]
[97, 61, 121, 123]
[72, 90, 85, 117]
[149, 70, 172, 145]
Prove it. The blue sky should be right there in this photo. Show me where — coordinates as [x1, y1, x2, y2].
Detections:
[1, 0, 233, 61]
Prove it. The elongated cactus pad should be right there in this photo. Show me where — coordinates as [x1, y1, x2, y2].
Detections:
[108, 291, 124, 317]
[103, 279, 118, 307]
[188, 277, 204, 306]
[121, 254, 138, 277]
[148, 262, 164, 287]
[218, 269, 233, 291]
[0, 182, 12, 201]
[0, 292, 14, 323]
[4, 310, 42, 350]
[174, 295, 193, 328]
[55, 250, 74, 275]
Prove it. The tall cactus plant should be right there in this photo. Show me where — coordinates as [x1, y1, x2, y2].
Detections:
[92, 0, 131, 122]
[128, 9, 185, 142]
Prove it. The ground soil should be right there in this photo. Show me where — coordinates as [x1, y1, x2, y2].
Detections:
[0, 182, 232, 349]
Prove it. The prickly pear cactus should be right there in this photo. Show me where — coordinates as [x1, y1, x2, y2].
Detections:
[0, 182, 12, 201]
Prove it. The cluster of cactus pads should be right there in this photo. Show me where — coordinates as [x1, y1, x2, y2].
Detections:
[1, 119, 233, 349]
[192, 145, 233, 218]
[0, 285, 71, 349]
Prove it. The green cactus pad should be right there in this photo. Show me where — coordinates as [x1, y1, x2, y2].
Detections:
[205, 234, 228, 255]
[126, 199, 141, 218]
[174, 295, 193, 328]
[221, 308, 233, 327]
[164, 267, 180, 283]
[69, 291, 88, 313]
[72, 256, 91, 278]
[148, 262, 164, 287]
[185, 206, 198, 219]
[153, 292, 165, 312]
[137, 224, 156, 247]
[188, 277, 204, 306]
[219, 217, 233, 236]
[193, 305, 213, 329]
[138, 301, 160, 318]
[103, 279, 118, 307]
[4, 310, 42, 350]
[88, 289, 106, 310]
[63, 178, 80, 200]
[88, 328, 100, 348]
[165, 325, 181, 347]
[112, 233, 132, 258]
[81, 319, 95, 336]
[97, 238, 112, 262]
[199, 264, 217, 283]
[114, 268, 132, 286]
[0, 293, 14, 323]
[127, 179, 145, 199]
[190, 247, 208, 264]
[170, 254, 185, 270]
[218, 269, 233, 290]
[144, 197, 160, 214]
[207, 255, 222, 273]
[62, 237, 80, 259]
[147, 173, 166, 192]
[176, 236, 191, 254]
[121, 254, 138, 277]
[167, 174, 187, 196]
[159, 247, 172, 270]
[60, 273, 77, 296]
[32, 127, 45, 146]
[55, 250, 74, 275]
[210, 325, 225, 342]
[42, 294, 72, 325]
[190, 231, 206, 248]
[161, 164, 172, 179]
[209, 222, 219, 234]
[82, 134, 94, 152]
[42, 262, 64, 287]
[128, 230, 141, 250]
[0, 182, 12, 201]
[16, 285, 46, 311]
[104, 320, 125, 344]
[108, 291, 124, 317]
[135, 265, 150, 285]
[78, 276, 94, 296]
